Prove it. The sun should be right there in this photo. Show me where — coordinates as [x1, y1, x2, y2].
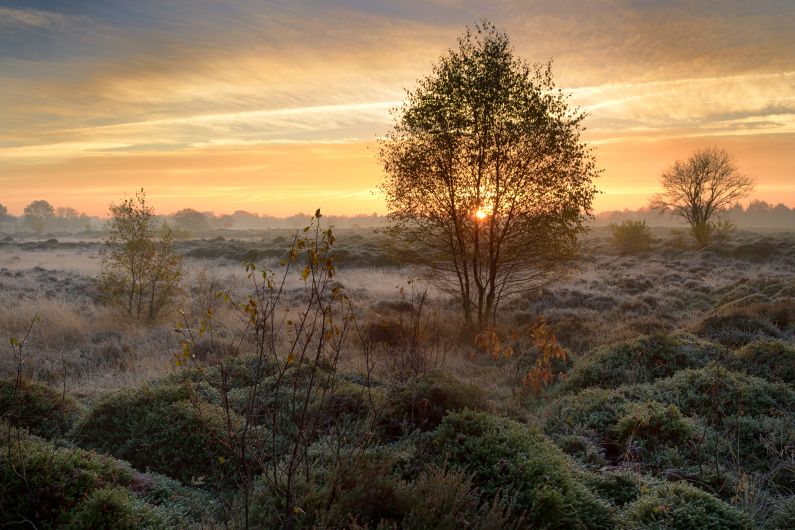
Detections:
[474, 208, 490, 220]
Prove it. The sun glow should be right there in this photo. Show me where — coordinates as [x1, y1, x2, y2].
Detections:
[474, 208, 490, 220]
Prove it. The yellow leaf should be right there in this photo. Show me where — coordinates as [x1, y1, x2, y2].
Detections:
[218, 456, 225, 465]
[301, 265, 311, 281]
[287, 353, 295, 365]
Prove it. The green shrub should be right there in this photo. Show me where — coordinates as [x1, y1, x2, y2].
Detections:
[70, 382, 237, 484]
[611, 401, 696, 461]
[620, 482, 752, 529]
[0, 378, 81, 438]
[695, 310, 782, 347]
[0, 434, 203, 529]
[430, 410, 615, 528]
[377, 371, 489, 440]
[651, 365, 795, 420]
[584, 469, 646, 507]
[610, 220, 652, 255]
[731, 339, 795, 384]
[559, 334, 723, 393]
[67, 486, 167, 530]
[769, 496, 795, 530]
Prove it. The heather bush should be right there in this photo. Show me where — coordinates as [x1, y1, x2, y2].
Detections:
[619, 481, 752, 529]
[611, 401, 696, 463]
[695, 310, 783, 347]
[70, 381, 237, 484]
[429, 410, 615, 528]
[610, 220, 652, 255]
[376, 371, 489, 440]
[769, 496, 795, 530]
[730, 339, 795, 384]
[0, 434, 208, 529]
[0, 377, 80, 438]
[558, 334, 723, 393]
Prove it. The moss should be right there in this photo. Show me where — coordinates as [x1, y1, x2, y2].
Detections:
[0, 378, 81, 438]
[620, 482, 752, 529]
[70, 381, 238, 484]
[376, 371, 489, 440]
[558, 334, 723, 394]
[429, 410, 615, 528]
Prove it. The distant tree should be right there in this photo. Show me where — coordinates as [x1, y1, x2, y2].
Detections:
[651, 147, 755, 247]
[379, 21, 598, 330]
[172, 208, 211, 234]
[23, 200, 54, 233]
[100, 189, 182, 323]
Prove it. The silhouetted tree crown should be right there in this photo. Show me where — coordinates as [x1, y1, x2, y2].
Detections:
[651, 147, 755, 247]
[380, 20, 599, 330]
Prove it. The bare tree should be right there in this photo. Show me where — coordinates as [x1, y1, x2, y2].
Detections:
[651, 147, 755, 247]
[379, 21, 598, 330]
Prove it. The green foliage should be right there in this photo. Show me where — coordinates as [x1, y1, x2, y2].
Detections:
[769, 496, 795, 530]
[0, 377, 80, 438]
[559, 334, 723, 393]
[67, 486, 167, 530]
[0, 433, 210, 529]
[730, 339, 795, 384]
[584, 469, 646, 508]
[619, 482, 752, 529]
[610, 220, 652, 255]
[70, 381, 235, 484]
[430, 410, 615, 528]
[611, 401, 696, 461]
[377, 371, 489, 440]
[695, 309, 783, 347]
[100, 189, 182, 324]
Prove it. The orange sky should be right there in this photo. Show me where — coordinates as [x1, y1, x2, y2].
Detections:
[1, 1, 794, 217]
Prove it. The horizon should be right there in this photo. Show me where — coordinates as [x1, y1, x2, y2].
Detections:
[2, 1, 795, 216]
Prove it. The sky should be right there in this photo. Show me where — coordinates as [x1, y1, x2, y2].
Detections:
[1, 0, 794, 217]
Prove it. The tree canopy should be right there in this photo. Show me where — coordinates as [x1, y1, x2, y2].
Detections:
[379, 21, 599, 329]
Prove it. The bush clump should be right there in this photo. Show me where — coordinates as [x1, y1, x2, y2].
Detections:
[429, 410, 615, 528]
[0, 433, 209, 529]
[559, 334, 723, 393]
[0, 377, 81, 438]
[70, 381, 236, 484]
[610, 220, 652, 255]
[769, 496, 795, 530]
[695, 310, 783, 347]
[611, 401, 695, 463]
[619, 482, 752, 529]
[730, 339, 795, 384]
[376, 371, 489, 440]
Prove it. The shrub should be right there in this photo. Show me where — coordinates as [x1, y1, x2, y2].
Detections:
[430, 410, 615, 528]
[611, 401, 695, 463]
[769, 496, 795, 530]
[610, 220, 652, 255]
[68, 486, 167, 530]
[0, 434, 205, 529]
[376, 371, 489, 440]
[70, 381, 236, 484]
[0, 377, 80, 438]
[585, 469, 645, 507]
[695, 310, 782, 347]
[620, 481, 752, 529]
[730, 339, 795, 384]
[558, 334, 723, 393]
[100, 189, 182, 324]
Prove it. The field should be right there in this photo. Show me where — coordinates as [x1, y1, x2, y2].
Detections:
[2, 226, 794, 528]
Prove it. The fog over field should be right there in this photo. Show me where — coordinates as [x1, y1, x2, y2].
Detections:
[2, 3, 795, 529]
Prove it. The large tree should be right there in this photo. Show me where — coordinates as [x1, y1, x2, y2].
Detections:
[379, 21, 599, 330]
[650, 147, 755, 247]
